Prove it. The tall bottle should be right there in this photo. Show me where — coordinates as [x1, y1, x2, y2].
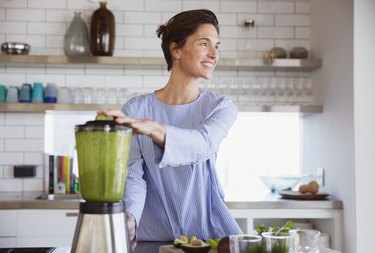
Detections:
[64, 12, 90, 56]
[90, 2, 115, 56]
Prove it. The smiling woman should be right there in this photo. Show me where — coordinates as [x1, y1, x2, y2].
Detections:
[102, 9, 243, 244]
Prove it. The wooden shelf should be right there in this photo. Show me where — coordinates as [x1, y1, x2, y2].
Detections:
[0, 103, 120, 112]
[0, 103, 322, 115]
[0, 55, 322, 71]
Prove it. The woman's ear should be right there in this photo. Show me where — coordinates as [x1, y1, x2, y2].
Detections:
[170, 42, 181, 60]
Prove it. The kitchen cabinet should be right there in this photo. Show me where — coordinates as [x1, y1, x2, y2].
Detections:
[0, 209, 78, 248]
[0, 211, 17, 247]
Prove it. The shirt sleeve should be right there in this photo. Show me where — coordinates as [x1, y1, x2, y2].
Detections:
[159, 98, 237, 168]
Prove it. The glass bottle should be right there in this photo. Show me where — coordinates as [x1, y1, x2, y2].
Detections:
[64, 12, 90, 56]
[90, 2, 115, 56]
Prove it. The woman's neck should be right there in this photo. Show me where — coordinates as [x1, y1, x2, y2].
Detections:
[156, 74, 201, 105]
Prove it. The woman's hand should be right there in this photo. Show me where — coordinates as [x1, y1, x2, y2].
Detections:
[126, 212, 137, 250]
[99, 110, 166, 147]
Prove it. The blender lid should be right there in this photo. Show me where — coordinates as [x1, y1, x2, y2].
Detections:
[75, 119, 132, 132]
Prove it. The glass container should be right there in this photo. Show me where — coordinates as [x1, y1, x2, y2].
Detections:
[64, 12, 90, 56]
[90, 2, 115, 56]
[75, 120, 132, 202]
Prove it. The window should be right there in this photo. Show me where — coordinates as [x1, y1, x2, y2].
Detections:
[216, 112, 301, 200]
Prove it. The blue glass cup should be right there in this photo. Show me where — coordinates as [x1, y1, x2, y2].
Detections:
[19, 83, 32, 103]
[44, 82, 57, 103]
[32, 82, 44, 103]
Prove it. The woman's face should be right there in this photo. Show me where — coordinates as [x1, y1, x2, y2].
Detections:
[174, 24, 220, 80]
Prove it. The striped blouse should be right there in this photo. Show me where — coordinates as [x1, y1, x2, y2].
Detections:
[122, 90, 242, 241]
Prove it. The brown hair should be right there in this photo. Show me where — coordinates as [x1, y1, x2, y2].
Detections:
[156, 9, 219, 71]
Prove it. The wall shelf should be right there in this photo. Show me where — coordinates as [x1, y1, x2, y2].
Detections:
[0, 103, 322, 115]
[0, 55, 322, 71]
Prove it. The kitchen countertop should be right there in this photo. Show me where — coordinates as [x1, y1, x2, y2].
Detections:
[135, 242, 342, 253]
[0, 192, 343, 210]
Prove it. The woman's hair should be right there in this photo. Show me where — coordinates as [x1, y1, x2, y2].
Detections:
[156, 9, 219, 71]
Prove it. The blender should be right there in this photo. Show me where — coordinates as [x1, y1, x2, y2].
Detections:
[71, 117, 132, 253]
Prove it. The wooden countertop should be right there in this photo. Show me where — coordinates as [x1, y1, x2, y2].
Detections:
[0, 192, 342, 210]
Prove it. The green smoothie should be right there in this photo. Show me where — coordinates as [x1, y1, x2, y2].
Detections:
[75, 127, 132, 202]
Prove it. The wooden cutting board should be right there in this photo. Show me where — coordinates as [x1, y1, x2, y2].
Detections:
[159, 245, 217, 253]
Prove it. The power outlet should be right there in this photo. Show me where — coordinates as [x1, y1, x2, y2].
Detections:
[316, 167, 325, 186]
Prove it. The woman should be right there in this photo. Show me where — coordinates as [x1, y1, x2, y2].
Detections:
[105, 9, 242, 244]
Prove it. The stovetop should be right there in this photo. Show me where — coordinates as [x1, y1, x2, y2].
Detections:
[0, 247, 70, 253]
[0, 248, 55, 253]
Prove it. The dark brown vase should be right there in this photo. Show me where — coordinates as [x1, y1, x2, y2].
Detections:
[90, 2, 115, 56]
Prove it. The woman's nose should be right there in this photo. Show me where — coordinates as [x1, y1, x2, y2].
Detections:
[208, 45, 218, 59]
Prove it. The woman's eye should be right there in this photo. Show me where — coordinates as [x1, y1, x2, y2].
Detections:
[200, 42, 208, 47]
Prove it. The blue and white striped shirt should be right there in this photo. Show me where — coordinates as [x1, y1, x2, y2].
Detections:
[122, 90, 242, 241]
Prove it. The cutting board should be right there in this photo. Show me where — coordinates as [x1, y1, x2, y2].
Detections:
[159, 245, 217, 253]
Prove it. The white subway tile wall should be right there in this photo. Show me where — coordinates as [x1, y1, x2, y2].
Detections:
[0, 0, 312, 192]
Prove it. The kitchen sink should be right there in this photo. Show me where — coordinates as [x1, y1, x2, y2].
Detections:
[35, 193, 83, 202]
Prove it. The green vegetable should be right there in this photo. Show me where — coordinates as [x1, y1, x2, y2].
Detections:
[205, 239, 218, 250]
[255, 220, 294, 236]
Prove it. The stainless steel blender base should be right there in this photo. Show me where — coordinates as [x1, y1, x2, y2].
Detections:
[71, 202, 132, 253]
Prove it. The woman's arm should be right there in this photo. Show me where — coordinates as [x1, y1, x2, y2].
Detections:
[159, 99, 237, 167]
[101, 97, 236, 168]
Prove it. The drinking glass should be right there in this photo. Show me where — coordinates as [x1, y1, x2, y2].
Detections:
[237, 78, 252, 106]
[107, 87, 118, 104]
[83, 87, 94, 104]
[44, 82, 57, 103]
[294, 77, 304, 103]
[6, 86, 18, 103]
[72, 87, 84, 104]
[289, 229, 321, 253]
[229, 234, 262, 253]
[58, 87, 72, 104]
[19, 83, 32, 103]
[32, 82, 44, 103]
[262, 232, 291, 253]
[117, 88, 128, 105]
[0, 85, 7, 103]
[95, 88, 107, 104]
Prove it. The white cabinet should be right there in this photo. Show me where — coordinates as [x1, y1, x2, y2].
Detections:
[0, 211, 17, 247]
[0, 209, 78, 247]
[229, 208, 343, 252]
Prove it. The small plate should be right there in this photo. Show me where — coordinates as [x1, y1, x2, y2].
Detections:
[278, 190, 329, 200]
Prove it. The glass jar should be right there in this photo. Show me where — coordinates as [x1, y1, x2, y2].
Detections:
[75, 120, 132, 202]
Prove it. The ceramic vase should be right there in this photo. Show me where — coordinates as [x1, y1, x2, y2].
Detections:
[90, 2, 115, 56]
[64, 12, 90, 56]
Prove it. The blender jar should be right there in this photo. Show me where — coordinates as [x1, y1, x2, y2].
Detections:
[75, 120, 132, 202]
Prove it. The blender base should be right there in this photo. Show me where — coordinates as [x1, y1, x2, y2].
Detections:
[71, 201, 132, 253]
